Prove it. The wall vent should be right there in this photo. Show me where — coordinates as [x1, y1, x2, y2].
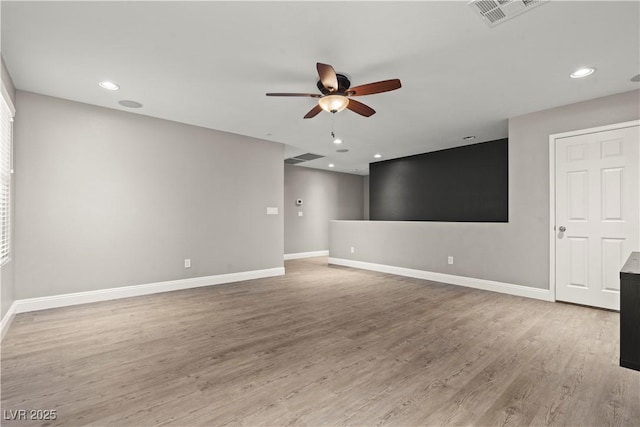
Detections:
[284, 153, 324, 164]
[469, 0, 548, 27]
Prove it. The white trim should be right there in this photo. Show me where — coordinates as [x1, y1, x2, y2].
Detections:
[549, 120, 640, 141]
[329, 258, 553, 302]
[548, 120, 640, 304]
[284, 250, 329, 260]
[0, 300, 17, 341]
[8, 267, 285, 316]
[549, 131, 557, 302]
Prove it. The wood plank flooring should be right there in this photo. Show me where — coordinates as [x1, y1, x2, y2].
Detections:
[1, 257, 639, 426]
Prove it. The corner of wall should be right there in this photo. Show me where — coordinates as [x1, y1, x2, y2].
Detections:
[0, 56, 16, 325]
[1, 56, 17, 107]
[363, 175, 370, 220]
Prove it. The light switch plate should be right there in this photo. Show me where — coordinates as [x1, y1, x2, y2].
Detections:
[298, 211, 303, 217]
[267, 207, 278, 215]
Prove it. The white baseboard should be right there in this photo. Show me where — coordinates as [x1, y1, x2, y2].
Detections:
[328, 258, 553, 302]
[0, 267, 285, 340]
[284, 250, 329, 260]
[1, 301, 17, 341]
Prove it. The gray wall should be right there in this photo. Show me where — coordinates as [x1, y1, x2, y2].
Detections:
[14, 91, 283, 299]
[284, 164, 363, 254]
[331, 90, 640, 290]
[1, 56, 15, 319]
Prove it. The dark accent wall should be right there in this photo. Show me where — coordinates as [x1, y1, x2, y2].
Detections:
[370, 139, 508, 222]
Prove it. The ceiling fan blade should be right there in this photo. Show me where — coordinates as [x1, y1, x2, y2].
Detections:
[346, 99, 376, 117]
[303, 104, 323, 119]
[266, 93, 321, 98]
[347, 79, 402, 96]
[316, 63, 339, 93]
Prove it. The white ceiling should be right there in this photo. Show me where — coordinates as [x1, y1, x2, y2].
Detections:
[2, 1, 639, 175]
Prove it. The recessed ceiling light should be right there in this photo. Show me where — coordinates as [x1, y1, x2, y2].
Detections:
[99, 81, 120, 91]
[374, 154, 382, 159]
[463, 135, 476, 141]
[328, 163, 335, 168]
[570, 67, 595, 79]
[118, 100, 143, 108]
[333, 138, 343, 144]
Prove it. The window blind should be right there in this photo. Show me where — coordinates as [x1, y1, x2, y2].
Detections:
[0, 89, 14, 265]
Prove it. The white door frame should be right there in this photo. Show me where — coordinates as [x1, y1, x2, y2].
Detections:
[549, 120, 640, 304]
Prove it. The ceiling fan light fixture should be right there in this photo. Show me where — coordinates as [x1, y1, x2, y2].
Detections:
[318, 95, 349, 113]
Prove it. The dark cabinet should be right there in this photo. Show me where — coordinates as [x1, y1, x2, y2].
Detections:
[620, 252, 640, 371]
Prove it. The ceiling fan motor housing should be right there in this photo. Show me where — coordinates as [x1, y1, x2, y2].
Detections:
[317, 73, 351, 94]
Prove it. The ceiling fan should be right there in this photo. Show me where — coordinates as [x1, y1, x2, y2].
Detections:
[266, 63, 402, 119]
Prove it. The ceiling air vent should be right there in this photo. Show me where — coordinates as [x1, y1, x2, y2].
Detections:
[293, 153, 324, 161]
[469, 0, 548, 27]
[284, 153, 325, 164]
[284, 158, 305, 165]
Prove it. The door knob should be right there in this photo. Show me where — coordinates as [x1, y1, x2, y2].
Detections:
[559, 226, 566, 232]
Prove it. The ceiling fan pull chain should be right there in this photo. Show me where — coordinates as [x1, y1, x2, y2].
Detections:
[330, 117, 344, 145]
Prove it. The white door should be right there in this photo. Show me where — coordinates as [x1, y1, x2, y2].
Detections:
[555, 125, 639, 310]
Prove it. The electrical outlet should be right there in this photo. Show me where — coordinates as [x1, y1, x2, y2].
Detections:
[448, 256, 454, 265]
[350, 246, 355, 254]
[184, 259, 191, 268]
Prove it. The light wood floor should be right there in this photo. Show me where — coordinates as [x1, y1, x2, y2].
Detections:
[1, 257, 639, 427]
